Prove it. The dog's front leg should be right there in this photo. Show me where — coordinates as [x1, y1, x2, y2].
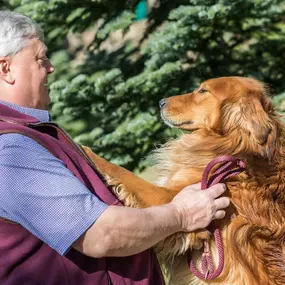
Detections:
[82, 146, 179, 208]
[82, 146, 208, 254]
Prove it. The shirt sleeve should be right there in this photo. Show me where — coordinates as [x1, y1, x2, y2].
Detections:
[0, 133, 108, 255]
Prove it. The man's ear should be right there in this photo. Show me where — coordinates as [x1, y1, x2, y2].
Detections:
[0, 57, 15, 84]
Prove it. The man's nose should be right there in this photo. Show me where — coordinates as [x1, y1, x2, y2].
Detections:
[47, 60, 55, 74]
[159, 98, 168, 109]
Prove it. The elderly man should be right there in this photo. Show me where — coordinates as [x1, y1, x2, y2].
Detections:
[0, 10, 230, 285]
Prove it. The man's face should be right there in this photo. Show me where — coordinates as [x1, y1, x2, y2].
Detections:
[9, 38, 54, 110]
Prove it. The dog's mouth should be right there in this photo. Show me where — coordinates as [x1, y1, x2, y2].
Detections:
[161, 112, 195, 130]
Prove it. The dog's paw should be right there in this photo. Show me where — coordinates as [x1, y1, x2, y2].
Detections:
[188, 229, 211, 250]
[156, 232, 191, 257]
[156, 229, 211, 258]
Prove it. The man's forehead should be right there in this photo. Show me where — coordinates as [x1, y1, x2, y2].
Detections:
[24, 38, 47, 52]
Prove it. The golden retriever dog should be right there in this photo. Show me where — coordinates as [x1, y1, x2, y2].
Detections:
[83, 76, 285, 285]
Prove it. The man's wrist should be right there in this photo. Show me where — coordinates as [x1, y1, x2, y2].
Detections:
[157, 203, 182, 233]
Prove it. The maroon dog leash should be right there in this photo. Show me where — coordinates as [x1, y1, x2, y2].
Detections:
[189, 155, 246, 279]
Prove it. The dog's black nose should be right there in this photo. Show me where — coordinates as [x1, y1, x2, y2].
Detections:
[159, 99, 167, 109]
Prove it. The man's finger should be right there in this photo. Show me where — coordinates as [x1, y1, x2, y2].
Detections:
[207, 183, 227, 198]
[213, 210, 226, 220]
[214, 197, 230, 210]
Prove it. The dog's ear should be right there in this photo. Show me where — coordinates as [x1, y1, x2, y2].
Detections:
[220, 96, 274, 146]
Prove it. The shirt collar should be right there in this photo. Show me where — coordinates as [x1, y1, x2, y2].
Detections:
[0, 100, 51, 123]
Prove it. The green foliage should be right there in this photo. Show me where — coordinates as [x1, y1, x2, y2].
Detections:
[0, 0, 10, 8]
[2, 0, 285, 170]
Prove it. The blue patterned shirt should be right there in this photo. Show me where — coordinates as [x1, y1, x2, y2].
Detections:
[0, 100, 108, 255]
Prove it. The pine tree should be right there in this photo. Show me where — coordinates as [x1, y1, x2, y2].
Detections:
[2, 0, 285, 170]
[0, 0, 10, 8]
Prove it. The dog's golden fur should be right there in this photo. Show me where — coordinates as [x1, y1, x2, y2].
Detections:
[83, 76, 285, 285]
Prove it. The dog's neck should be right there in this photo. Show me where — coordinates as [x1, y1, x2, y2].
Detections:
[154, 120, 285, 190]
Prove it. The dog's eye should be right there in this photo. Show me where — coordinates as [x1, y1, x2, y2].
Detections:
[198, 88, 208, 94]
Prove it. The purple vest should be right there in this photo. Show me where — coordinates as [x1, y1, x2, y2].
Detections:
[0, 103, 165, 285]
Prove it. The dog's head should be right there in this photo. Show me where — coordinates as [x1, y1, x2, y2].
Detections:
[160, 76, 277, 156]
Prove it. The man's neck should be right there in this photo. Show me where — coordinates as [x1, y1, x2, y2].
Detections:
[0, 99, 51, 122]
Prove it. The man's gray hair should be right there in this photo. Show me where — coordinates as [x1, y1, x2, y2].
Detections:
[0, 10, 44, 57]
